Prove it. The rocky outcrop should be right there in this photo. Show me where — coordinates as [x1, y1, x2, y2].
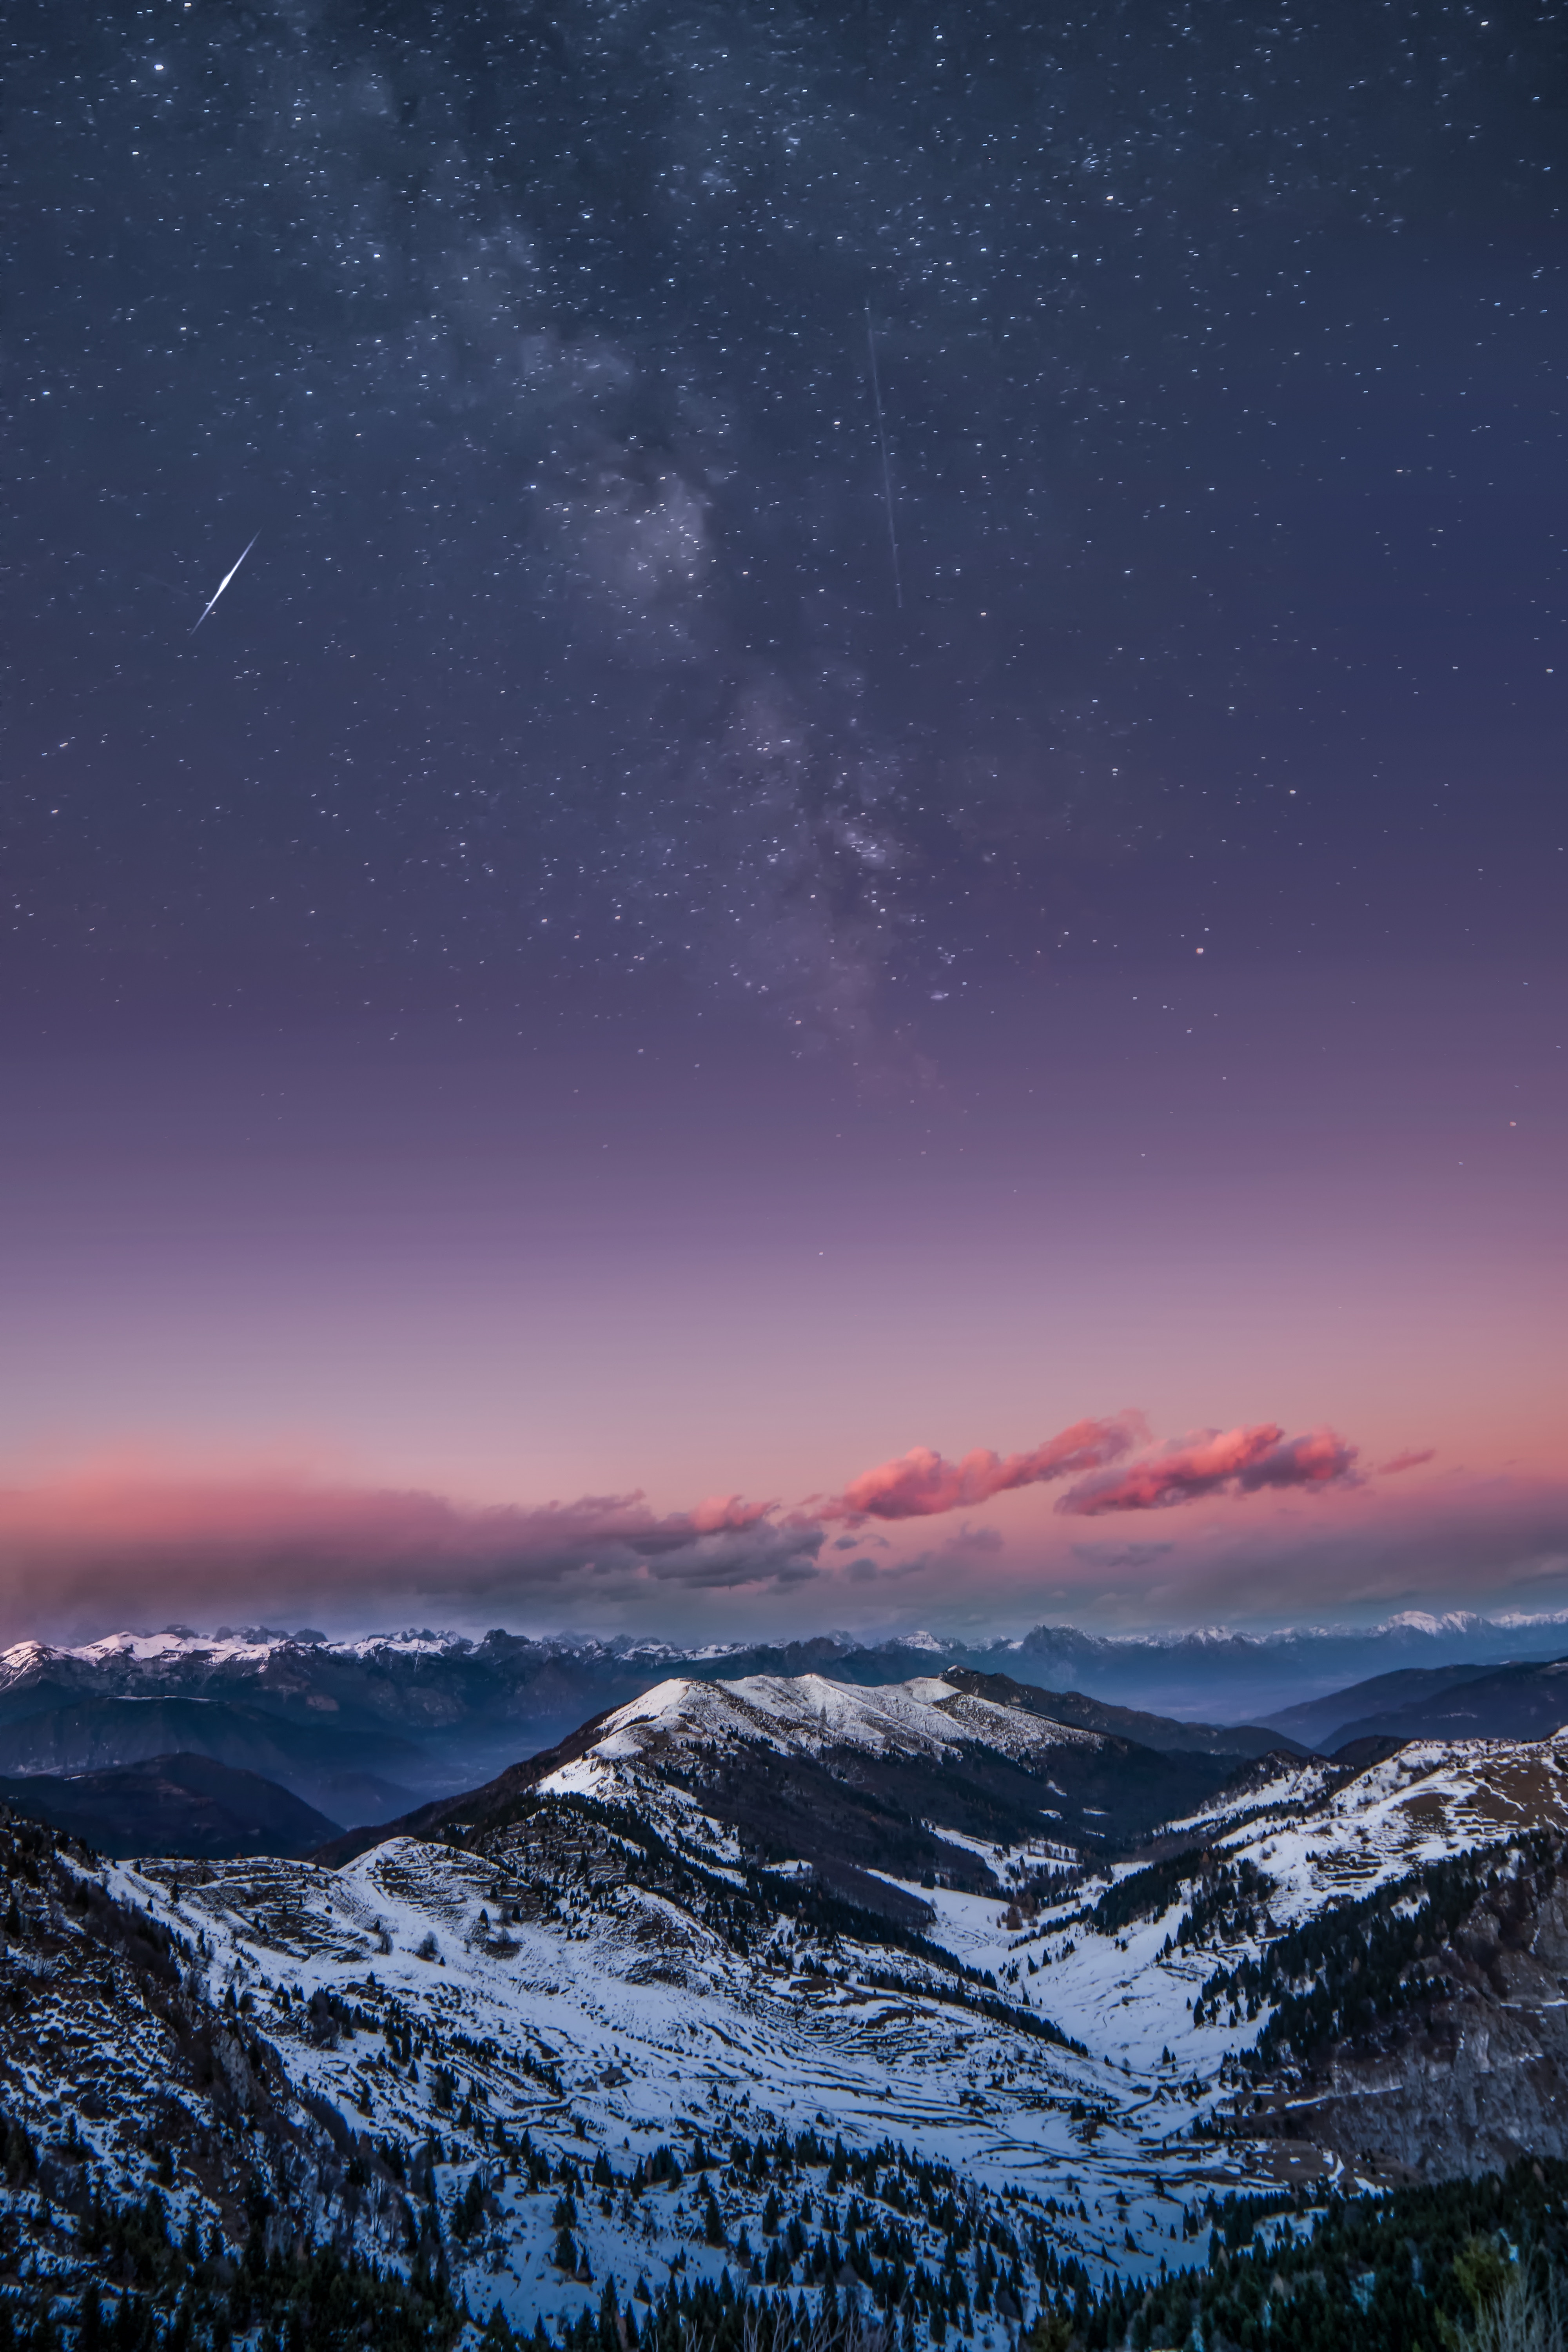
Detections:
[1267, 1851, 1568, 2177]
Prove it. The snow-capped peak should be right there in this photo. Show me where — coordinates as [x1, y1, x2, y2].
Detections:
[570, 1671, 1102, 1777]
[1375, 1610, 1484, 1637]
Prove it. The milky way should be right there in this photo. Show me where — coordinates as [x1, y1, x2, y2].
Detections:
[8, 0, 1564, 1044]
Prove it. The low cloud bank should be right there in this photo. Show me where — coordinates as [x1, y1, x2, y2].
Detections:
[0, 1462, 824, 1637]
[0, 1407, 1394, 1639]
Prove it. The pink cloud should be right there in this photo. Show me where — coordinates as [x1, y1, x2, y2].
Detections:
[1378, 1449, 1436, 1476]
[824, 1412, 1147, 1523]
[687, 1494, 775, 1534]
[1057, 1422, 1359, 1516]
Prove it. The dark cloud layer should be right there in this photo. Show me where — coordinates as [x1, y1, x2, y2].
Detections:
[0, 1466, 824, 1639]
[1, 1425, 1561, 1646]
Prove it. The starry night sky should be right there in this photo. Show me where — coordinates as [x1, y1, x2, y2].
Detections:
[2, 0, 1566, 1640]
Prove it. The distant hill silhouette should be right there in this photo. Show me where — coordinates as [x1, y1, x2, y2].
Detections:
[0, 1696, 419, 1826]
[1267, 1658, 1568, 1751]
[0, 1752, 341, 1858]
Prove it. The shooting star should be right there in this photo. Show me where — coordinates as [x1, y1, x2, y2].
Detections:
[865, 305, 903, 611]
[191, 535, 257, 633]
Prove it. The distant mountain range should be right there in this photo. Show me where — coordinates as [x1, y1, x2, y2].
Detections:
[988, 1611, 1568, 1719]
[5, 1632, 1562, 1872]
[1, 1616, 1566, 1817]
[1263, 1655, 1568, 1751]
[4, 1607, 1566, 1786]
[0, 1663, 1287, 1877]
[0, 1691, 421, 1824]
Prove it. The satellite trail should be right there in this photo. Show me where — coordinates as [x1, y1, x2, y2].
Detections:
[191, 535, 258, 633]
[865, 305, 903, 611]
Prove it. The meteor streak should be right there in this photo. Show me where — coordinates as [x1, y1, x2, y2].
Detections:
[191, 535, 257, 632]
[865, 305, 903, 612]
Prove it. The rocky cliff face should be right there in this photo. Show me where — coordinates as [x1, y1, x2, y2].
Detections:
[1270, 1851, 1568, 2178]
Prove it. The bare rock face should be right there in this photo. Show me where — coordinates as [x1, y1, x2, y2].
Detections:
[1272, 1857, 1568, 2177]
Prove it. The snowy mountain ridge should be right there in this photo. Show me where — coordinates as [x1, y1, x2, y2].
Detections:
[579, 1675, 1107, 1771]
[8, 1604, 1568, 1693]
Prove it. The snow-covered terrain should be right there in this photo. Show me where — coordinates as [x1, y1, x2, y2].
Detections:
[3, 1667, 1567, 2340]
[93, 1817, 1242, 2332]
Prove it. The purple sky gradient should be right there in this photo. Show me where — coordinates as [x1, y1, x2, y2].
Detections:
[6, 0, 1566, 1648]
[1, 955, 1561, 1642]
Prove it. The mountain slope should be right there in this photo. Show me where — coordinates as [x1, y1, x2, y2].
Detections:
[1041, 1730, 1568, 2184]
[1262, 1662, 1518, 1748]
[1248, 1837, 1568, 2180]
[0, 1808, 379, 2245]
[939, 1666, 1310, 1758]
[1323, 1657, 1568, 1750]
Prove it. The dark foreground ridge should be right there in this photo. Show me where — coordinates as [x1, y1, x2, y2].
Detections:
[0, 2147, 1564, 2349]
[1060, 2151, 1568, 2350]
